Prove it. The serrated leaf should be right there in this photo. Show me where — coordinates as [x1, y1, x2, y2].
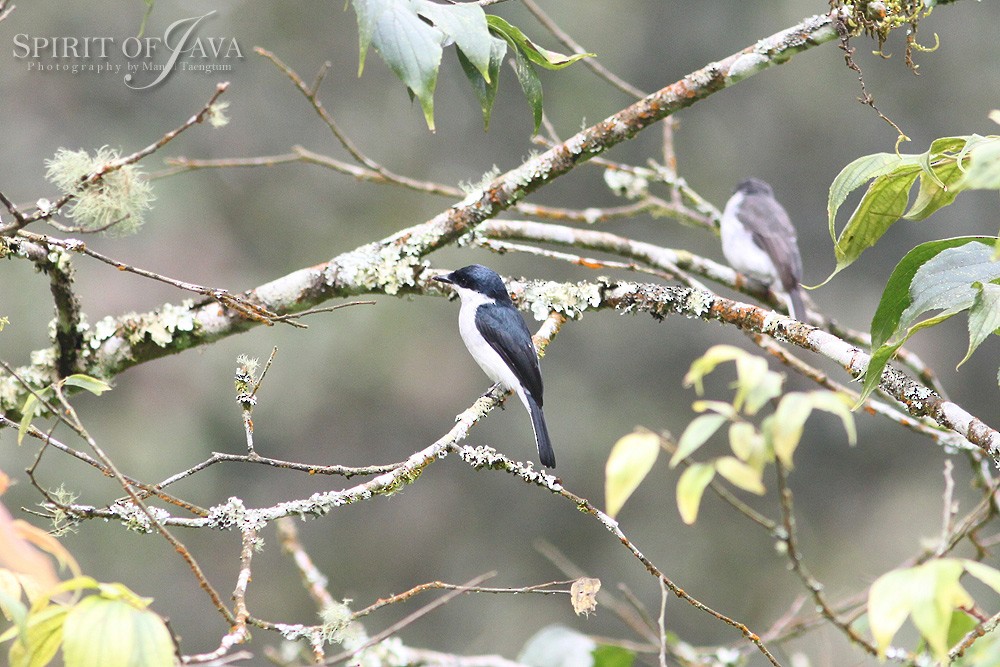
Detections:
[683, 345, 747, 394]
[605, 432, 660, 518]
[414, 1, 492, 81]
[62, 595, 174, 667]
[959, 280, 1000, 368]
[827, 152, 909, 244]
[870, 237, 986, 350]
[61, 375, 111, 396]
[828, 169, 921, 278]
[899, 241, 1000, 333]
[670, 414, 726, 468]
[486, 15, 592, 71]
[592, 644, 635, 667]
[676, 463, 714, 525]
[714, 456, 765, 495]
[457, 34, 505, 131]
[351, 0, 443, 131]
[352, 0, 391, 76]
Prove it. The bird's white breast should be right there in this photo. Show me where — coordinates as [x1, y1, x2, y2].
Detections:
[720, 191, 780, 283]
[454, 286, 525, 403]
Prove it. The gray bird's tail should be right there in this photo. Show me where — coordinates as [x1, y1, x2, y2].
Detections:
[787, 286, 806, 322]
[525, 392, 555, 469]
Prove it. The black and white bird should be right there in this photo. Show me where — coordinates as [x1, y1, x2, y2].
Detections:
[720, 178, 806, 320]
[434, 264, 555, 468]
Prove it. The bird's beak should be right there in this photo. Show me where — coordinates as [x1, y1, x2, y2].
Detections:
[433, 273, 453, 285]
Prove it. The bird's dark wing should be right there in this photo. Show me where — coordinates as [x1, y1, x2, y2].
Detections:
[737, 194, 803, 292]
[475, 302, 544, 404]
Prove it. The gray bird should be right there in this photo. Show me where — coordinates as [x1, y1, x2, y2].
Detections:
[720, 178, 806, 320]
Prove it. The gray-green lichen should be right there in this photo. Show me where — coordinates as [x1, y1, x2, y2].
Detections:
[206, 496, 267, 532]
[332, 244, 426, 296]
[109, 499, 170, 533]
[45, 146, 155, 235]
[520, 280, 603, 320]
[603, 168, 649, 199]
[86, 299, 197, 351]
[686, 289, 713, 317]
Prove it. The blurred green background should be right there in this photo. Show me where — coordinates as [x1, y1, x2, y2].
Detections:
[2, 1, 999, 664]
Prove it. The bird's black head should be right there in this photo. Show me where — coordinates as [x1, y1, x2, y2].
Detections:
[434, 264, 511, 302]
[735, 178, 774, 197]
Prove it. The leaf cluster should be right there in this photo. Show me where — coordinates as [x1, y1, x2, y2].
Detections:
[351, 0, 591, 132]
[823, 133, 1000, 402]
[604, 346, 855, 524]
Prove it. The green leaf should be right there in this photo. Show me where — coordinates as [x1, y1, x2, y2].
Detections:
[604, 432, 660, 518]
[958, 135, 1000, 190]
[829, 168, 921, 278]
[714, 456, 765, 495]
[457, 34, 505, 130]
[9, 603, 68, 667]
[61, 375, 112, 396]
[485, 15, 592, 71]
[62, 595, 174, 667]
[898, 241, 1000, 333]
[870, 237, 986, 350]
[827, 152, 909, 244]
[351, 0, 443, 131]
[676, 463, 715, 525]
[903, 160, 963, 222]
[860, 314, 953, 406]
[959, 280, 1000, 368]
[510, 43, 543, 135]
[670, 414, 726, 467]
[592, 644, 635, 667]
[414, 1, 492, 81]
[17, 393, 41, 446]
[824, 135, 1000, 283]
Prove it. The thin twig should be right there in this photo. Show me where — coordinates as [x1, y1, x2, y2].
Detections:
[328, 572, 497, 664]
[276, 517, 336, 612]
[520, 0, 647, 99]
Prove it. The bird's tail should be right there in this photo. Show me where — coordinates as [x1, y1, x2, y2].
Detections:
[524, 392, 555, 469]
[787, 286, 806, 322]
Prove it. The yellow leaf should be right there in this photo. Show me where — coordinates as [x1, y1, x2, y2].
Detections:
[714, 456, 765, 495]
[676, 463, 714, 525]
[605, 431, 660, 518]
